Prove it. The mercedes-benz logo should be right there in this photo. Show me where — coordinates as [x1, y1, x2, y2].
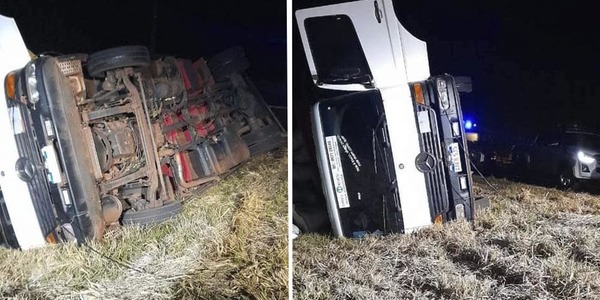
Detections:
[415, 152, 436, 173]
[15, 157, 37, 182]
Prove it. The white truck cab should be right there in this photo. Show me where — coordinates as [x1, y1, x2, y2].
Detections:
[296, 0, 475, 237]
[0, 15, 50, 249]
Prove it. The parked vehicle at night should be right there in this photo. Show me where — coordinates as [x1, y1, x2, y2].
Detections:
[467, 130, 525, 178]
[0, 15, 284, 249]
[520, 126, 600, 189]
[294, 0, 477, 237]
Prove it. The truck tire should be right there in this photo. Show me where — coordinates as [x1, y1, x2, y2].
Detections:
[121, 201, 182, 226]
[557, 164, 579, 190]
[207, 47, 250, 81]
[87, 46, 151, 78]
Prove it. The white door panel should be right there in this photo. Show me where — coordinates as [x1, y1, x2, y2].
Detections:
[297, 0, 434, 231]
[296, 0, 430, 90]
[0, 15, 46, 249]
[398, 22, 430, 82]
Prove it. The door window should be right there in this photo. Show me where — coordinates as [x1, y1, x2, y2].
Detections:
[304, 15, 372, 86]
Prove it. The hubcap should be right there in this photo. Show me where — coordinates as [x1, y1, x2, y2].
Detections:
[559, 173, 571, 187]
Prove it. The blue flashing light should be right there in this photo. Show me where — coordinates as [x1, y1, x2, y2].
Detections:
[464, 120, 473, 130]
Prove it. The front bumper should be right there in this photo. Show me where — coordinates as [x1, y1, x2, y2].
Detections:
[34, 57, 105, 243]
[410, 75, 474, 223]
[1, 56, 104, 248]
[573, 160, 600, 180]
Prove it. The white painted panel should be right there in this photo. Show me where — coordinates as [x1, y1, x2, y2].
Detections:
[0, 15, 46, 249]
[380, 85, 432, 231]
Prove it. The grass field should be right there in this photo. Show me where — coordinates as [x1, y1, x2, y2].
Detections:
[293, 177, 600, 299]
[0, 149, 288, 300]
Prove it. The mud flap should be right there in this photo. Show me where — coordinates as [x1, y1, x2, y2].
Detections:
[474, 196, 490, 215]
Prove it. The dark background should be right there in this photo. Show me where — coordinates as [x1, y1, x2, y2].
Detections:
[293, 0, 600, 138]
[0, 0, 287, 109]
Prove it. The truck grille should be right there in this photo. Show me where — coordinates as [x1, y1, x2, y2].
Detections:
[10, 102, 57, 237]
[416, 105, 449, 219]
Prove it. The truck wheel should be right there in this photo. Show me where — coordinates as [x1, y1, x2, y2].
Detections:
[121, 201, 182, 226]
[87, 46, 151, 78]
[557, 166, 579, 190]
[207, 47, 250, 81]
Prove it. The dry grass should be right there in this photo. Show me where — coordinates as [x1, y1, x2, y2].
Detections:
[0, 149, 288, 300]
[174, 149, 289, 300]
[293, 177, 600, 300]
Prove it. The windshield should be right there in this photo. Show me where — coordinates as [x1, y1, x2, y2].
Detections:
[304, 15, 373, 85]
[564, 132, 600, 149]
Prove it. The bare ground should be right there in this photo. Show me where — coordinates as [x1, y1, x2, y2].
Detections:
[0, 149, 288, 300]
[293, 177, 600, 300]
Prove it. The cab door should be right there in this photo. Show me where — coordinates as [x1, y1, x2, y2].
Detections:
[296, 0, 435, 233]
[295, 0, 430, 91]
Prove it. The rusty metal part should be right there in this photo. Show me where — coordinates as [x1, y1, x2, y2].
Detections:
[101, 194, 123, 224]
[82, 126, 104, 181]
[164, 174, 176, 204]
[106, 125, 136, 159]
[152, 122, 165, 146]
[192, 57, 215, 90]
[91, 128, 113, 172]
[57, 58, 86, 104]
[120, 69, 162, 207]
[137, 73, 170, 202]
[99, 168, 147, 194]
[178, 176, 219, 189]
[91, 119, 139, 175]
[67, 76, 84, 101]
[158, 148, 176, 157]
[149, 77, 183, 99]
[85, 105, 133, 121]
[160, 113, 212, 133]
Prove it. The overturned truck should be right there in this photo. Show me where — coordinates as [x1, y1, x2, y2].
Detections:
[294, 0, 476, 237]
[0, 19, 284, 249]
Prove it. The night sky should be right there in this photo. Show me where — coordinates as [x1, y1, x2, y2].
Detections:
[0, 0, 286, 107]
[2, 0, 599, 137]
[293, 0, 600, 138]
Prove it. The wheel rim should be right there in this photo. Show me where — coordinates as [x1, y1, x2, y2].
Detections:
[559, 173, 571, 187]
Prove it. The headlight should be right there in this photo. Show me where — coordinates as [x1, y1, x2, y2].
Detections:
[436, 78, 449, 110]
[577, 151, 595, 164]
[25, 63, 39, 105]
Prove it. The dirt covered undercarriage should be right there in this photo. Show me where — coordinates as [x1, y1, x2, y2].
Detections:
[3, 45, 284, 246]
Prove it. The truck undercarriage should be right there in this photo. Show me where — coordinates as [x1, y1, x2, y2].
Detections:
[1, 45, 285, 248]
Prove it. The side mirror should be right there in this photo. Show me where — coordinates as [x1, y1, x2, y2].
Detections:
[454, 76, 473, 93]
